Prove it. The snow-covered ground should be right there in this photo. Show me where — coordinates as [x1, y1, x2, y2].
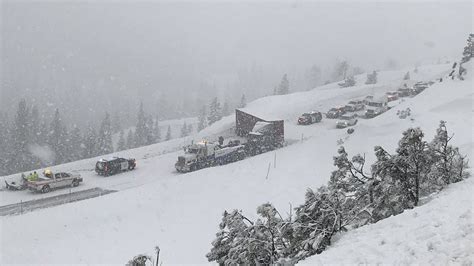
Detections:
[0, 63, 472, 264]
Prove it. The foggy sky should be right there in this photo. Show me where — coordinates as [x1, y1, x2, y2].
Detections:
[0, 1, 471, 126]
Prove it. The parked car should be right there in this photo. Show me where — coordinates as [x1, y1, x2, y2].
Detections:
[26, 171, 83, 193]
[365, 101, 389, 118]
[397, 87, 413, 97]
[386, 91, 399, 102]
[344, 100, 365, 112]
[298, 111, 322, 125]
[363, 95, 374, 105]
[413, 82, 429, 94]
[95, 157, 136, 176]
[326, 107, 346, 119]
[336, 114, 358, 128]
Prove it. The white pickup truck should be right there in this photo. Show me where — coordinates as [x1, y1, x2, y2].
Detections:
[26, 172, 83, 193]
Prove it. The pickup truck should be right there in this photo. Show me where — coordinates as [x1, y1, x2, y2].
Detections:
[26, 172, 83, 193]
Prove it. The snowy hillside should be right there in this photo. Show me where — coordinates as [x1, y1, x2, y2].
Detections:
[1, 63, 472, 264]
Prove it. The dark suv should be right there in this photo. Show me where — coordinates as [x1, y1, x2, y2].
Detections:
[95, 157, 136, 176]
[298, 111, 323, 125]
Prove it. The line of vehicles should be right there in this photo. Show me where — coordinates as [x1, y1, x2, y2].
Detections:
[5, 157, 137, 193]
[3, 81, 432, 193]
[297, 81, 431, 127]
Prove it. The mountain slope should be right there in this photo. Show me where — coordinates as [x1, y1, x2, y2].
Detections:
[0, 63, 472, 264]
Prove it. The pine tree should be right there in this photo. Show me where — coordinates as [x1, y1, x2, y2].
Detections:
[145, 115, 155, 145]
[291, 186, 342, 260]
[365, 71, 377, 85]
[332, 60, 350, 81]
[0, 112, 12, 175]
[48, 108, 68, 165]
[403, 71, 410, 80]
[207, 97, 222, 125]
[306, 65, 321, 90]
[222, 101, 230, 116]
[152, 119, 161, 143]
[427, 121, 469, 189]
[117, 130, 126, 151]
[126, 129, 135, 149]
[111, 113, 122, 134]
[165, 125, 172, 141]
[97, 112, 114, 155]
[207, 210, 251, 265]
[395, 128, 430, 206]
[197, 105, 207, 132]
[83, 125, 98, 159]
[135, 102, 147, 147]
[11, 100, 33, 172]
[68, 125, 83, 162]
[239, 94, 247, 108]
[461, 33, 473, 63]
[277, 74, 290, 95]
[187, 123, 193, 135]
[180, 122, 188, 137]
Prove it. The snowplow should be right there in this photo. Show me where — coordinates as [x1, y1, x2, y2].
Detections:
[175, 139, 246, 173]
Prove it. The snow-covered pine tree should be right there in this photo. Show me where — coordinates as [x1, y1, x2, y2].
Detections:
[277, 74, 290, 95]
[180, 121, 188, 137]
[370, 145, 410, 221]
[207, 210, 251, 265]
[187, 123, 193, 135]
[10, 100, 34, 173]
[135, 102, 147, 147]
[222, 101, 230, 116]
[68, 125, 83, 162]
[165, 125, 171, 141]
[327, 146, 374, 226]
[403, 71, 410, 80]
[461, 33, 473, 63]
[332, 60, 350, 81]
[427, 121, 469, 190]
[0, 112, 10, 175]
[239, 94, 247, 108]
[97, 112, 114, 155]
[306, 65, 321, 90]
[117, 130, 126, 151]
[290, 186, 341, 260]
[197, 105, 207, 132]
[395, 128, 430, 206]
[152, 119, 161, 143]
[111, 113, 122, 134]
[145, 115, 155, 145]
[48, 108, 68, 165]
[83, 125, 98, 158]
[365, 71, 378, 85]
[126, 129, 135, 149]
[207, 97, 222, 125]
